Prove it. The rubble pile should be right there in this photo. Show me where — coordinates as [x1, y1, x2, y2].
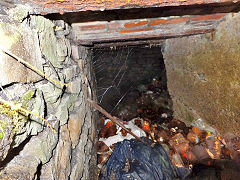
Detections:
[95, 78, 240, 179]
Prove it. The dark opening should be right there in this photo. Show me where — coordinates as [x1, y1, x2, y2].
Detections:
[92, 45, 173, 121]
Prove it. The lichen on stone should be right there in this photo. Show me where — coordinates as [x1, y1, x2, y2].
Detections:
[0, 120, 7, 139]
[21, 89, 36, 108]
[0, 103, 27, 134]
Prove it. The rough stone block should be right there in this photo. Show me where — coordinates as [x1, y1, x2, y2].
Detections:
[71, 45, 80, 60]
[55, 95, 71, 125]
[56, 38, 68, 57]
[63, 65, 78, 82]
[52, 124, 71, 179]
[0, 22, 43, 86]
[67, 76, 82, 94]
[37, 82, 63, 104]
[68, 104, 86, 149]
[31, 16, 63, 68]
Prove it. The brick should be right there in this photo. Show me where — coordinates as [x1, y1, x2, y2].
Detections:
[119, 27, 153, 33]
[108, 21, 123, 32]
[78, 23, 106, 31]
[149, 17, 189, 26]
[190, 14, 226, 22]
[124, 20, 148, 28]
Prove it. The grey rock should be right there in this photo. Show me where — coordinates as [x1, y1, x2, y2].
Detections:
[63, 65, 78, 82]
[30, 16, 63, 68]
[52, 124, 71, 180]
[65, 39, 71, 58]
[0, 122, 59, 180]
[39, 160, 54, 180]
[38, 82, 63, 104]
[67, 76, 82, 94]
[0, 21, 43, 86]
[13, 89, 45, 147]
[56, 38, 68, 58]
[71, 45, 80, 60]
[68, 103, 86, 149]
[29, 90, 45, 135]
[8, 4, 31, 22]
[55, 94, 78, 126]
[54, 20, 70, 37]
[70, 123, 88, 180]
[0, 114, 14, 161]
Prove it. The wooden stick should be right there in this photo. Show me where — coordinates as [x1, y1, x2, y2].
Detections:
[87, 99, 147, 145]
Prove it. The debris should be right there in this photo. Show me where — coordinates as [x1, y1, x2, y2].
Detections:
[190, 144, 211, 163]
[222, 133, 240, 160]
[98, 119, 146, 147]
[171, 153, 185, 168]
[99, 138, 190, 180]
[169, 133, 189, 156]
[187, 130, 199, 144]
[88, 99, 146, 144]
[192, 118, 218, 136]
[206, 136, 221, 159]
[92, 78, 239, 178]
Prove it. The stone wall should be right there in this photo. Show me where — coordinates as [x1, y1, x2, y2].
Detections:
[163, 13, 240, 136]
[0, 5, 97, 180]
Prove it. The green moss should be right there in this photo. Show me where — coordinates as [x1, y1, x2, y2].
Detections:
[0, 120, 7, 139]
[0, 103, 27, 139]
[22, 90, 35, 108]
[0, 90, 37, 139]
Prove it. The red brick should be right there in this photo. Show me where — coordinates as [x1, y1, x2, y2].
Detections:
[108, 21, 123, 30]
[80, 24, 106, 31]
[124, 20, 148, 28]
[149, 17, 189, 26]
[119, 28, 153, 33]
[190, 14, 226, 22]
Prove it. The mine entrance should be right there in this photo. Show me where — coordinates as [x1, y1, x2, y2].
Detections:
[92, 45, 173, 121]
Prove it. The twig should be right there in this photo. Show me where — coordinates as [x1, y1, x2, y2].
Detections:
[87, 99, 147, 145]
[42, 54, 60, 81]
[0, 46, 68, 87]
[0, 97, 56, 133]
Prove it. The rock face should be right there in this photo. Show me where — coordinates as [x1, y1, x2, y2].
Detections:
[163, 13, 240, 136]
[0, 20, 43, 86]
[0, 5, 97, 180]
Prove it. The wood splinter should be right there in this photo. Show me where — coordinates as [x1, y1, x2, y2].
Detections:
[87, 99, 147, 145]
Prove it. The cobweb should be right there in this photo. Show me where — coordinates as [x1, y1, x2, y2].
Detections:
[92, 46, 134, 113]
[92, 45, 167, 116]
